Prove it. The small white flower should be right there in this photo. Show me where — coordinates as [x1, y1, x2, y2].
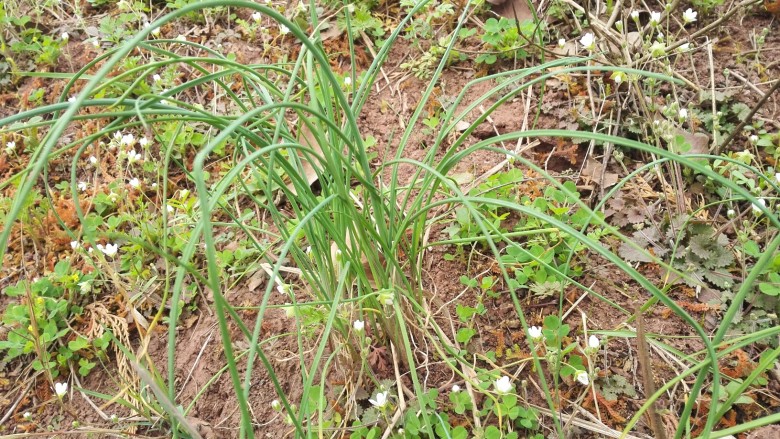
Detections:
[557, 38, 565, 48]
[305, 246, 312, 255]
[452, 384, 461, 392]
[139, 136, 149, 147]
[494, 376, 513, 394]
[369, 391, 390, 408]
[121, 133, 135, 146]
[579, 32, 596, 51]
[91, 39, 100, 48]
[89, 155, 98, 165]
[276, 284, 288, 295]
[353, 320, 365, 331]
[23, 412, 32, 420]
[54, 382, 68, 398]
[180, 189, 190, 199]
[649, 11, 661, 26]
[749, 134, 759, 144]
[252, 11, 262, 21]
[152, 74, 162, 82]
[113, 131, 123, 141]
[110, 414, 119, 423]
[6, 141, 16, 153]
[575, 370, 590, 386]
[682, 8, 697, 24]
[630, 10, 640, 20]
[271, 399, 281, 411]
[176, 35, 187, 41]
[78, 281, 92, 294]
[128, 178, 141, 188]
[678, 108, 688, 120]
[78, 181, 88, 192]
[127, 150, 142, 163]
[752, 198, 767, 215]
[152, 27, 161, 36]
[588, 335, 600, 349]
[279, 24, 290, 35]
[61, 32, 69, 41]
[98, 243, 119, 257]
[615, 20, 623, 31]
[68, 96, 76, 103]
[727, 209, 736, 219]
[528, 326, 542, 340]
[677, 43, 691, 52]
[166, 204, 174, 213]
[71, 240, 80, 250]
[143, 21, 151, 28]
[344, 76, 352, 86]
[775, 172, 780, 184]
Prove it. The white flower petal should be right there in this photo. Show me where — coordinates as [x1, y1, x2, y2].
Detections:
[752, 198, 767, 214]
[54, 382, 68, 397]
[682, 8, 697, 24]
[369, 391, 389, 408]
[494, 376, 513, 394]
[99, 243, 119, 257]
[650, 11, 661, 26]
[579, 32, 595, 51]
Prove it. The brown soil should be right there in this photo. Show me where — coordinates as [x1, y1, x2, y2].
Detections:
[2, 2, 780, 438]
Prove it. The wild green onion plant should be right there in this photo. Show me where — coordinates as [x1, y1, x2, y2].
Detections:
[2, 0, 780, 438]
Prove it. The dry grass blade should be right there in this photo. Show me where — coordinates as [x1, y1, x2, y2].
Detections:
[131, 361, 204, 439]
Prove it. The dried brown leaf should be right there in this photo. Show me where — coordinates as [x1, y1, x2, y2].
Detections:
[287, 123, 324, 196]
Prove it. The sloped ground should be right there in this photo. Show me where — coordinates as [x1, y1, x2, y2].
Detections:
[2, 1, 780, 438]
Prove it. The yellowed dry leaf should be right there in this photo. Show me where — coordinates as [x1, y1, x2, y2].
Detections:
[491, 0, 533, 21]
[287, 123, 324, 196]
